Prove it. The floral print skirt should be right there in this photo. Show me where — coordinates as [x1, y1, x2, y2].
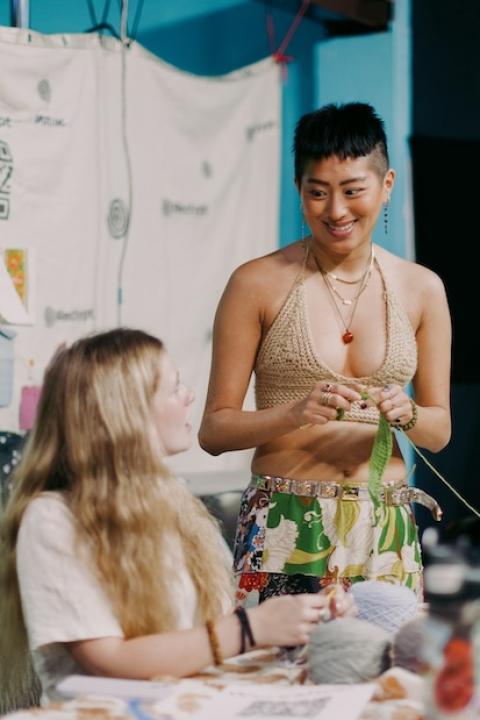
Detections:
[233, 475, 423, 604]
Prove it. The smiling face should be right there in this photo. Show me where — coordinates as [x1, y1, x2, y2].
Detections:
[152, 352, 194, 457]
[299, 153, 395, 256]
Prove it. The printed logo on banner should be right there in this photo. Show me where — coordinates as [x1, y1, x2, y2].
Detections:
[108, 198, 129, 239]
[44, 307, 95, 328]
[34, 115, 65, 127]
[0, 198, 9, 220]
[0, 115, 63, 128]
[37, 79, 51, 103]
[201, 161, 213, 178]
[0, 140, 13, 220]
[162, 199, 208, 217]
[245, 120, 276, 143]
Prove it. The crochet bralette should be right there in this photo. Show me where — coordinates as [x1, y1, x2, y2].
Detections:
[254, 251, 417, 424]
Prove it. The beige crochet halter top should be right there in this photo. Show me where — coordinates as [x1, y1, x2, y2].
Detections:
[255, 246, 417, 424]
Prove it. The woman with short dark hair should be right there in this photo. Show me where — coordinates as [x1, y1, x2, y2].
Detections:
[199, 102, 451, 604]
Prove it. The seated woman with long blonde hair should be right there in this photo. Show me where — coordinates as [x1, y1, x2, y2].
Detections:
[0, 328, 338, 711]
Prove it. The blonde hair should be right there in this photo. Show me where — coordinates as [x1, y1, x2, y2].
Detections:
[0, 328, 232, 711]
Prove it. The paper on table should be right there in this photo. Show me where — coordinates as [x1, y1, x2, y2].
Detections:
[56, 674, 172, 702]
[181, 682, 376, 720]
[0, 254, 30, 325]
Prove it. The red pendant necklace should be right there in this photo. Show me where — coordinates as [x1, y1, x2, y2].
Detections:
[311, 244, 374, 344]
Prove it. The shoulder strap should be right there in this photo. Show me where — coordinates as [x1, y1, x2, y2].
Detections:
[292, 239, 310, 286]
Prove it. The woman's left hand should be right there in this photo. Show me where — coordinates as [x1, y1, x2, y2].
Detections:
[374, 384, 413, 426]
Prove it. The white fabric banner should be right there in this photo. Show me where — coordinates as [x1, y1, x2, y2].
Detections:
[0, 27, 281, 473]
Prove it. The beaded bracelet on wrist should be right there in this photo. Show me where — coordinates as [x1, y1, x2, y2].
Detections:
[205, 619, 223, 666]
[397, 398, 418, 432]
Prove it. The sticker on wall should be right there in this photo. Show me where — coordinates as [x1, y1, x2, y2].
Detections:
[4, 248, 27, 304]
[19, 385, 42, 430]
[19, 359, 42, 431]
[0, 254, 30, 325]
[2, 247, 35, 323]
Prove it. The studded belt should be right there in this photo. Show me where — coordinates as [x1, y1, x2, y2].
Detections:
[251, 475, 443, 521]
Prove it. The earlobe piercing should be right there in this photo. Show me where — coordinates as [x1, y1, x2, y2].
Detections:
[383, 196, 390, 235]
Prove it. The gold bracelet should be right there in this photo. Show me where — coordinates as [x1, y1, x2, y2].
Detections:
[205, 619, 223, 666]
[398, 398, 418, 432]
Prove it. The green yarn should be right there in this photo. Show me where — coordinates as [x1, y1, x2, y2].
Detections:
[360, 390, 393, 518]
[368, 413, 393, 511]
[363, 389, 480, 522]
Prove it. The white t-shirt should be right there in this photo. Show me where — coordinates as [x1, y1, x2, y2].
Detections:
[16, 491, 198, 703]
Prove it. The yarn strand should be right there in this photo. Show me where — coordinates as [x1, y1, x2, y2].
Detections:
[397, 429, 480, 520]
[362, 389, 480, 520]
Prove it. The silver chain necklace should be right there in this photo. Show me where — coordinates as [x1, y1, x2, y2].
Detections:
[311, 244, 374, 344]
[324, 250, 375, 305]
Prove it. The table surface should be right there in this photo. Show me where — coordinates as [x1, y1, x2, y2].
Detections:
[2, 649, 425, 720]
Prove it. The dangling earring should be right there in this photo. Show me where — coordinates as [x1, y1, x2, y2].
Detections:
[300, 202, 308, 242]
[383, 197, 390, 235]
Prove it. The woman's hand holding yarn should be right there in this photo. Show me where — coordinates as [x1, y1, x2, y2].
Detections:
[249, 593, 331, 648]
[318, 584, 358, 621]
[294, 382, 363, 429]
[370, 384, 414, 427]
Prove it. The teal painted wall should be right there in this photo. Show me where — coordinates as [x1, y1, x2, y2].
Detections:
[1, 1, 247, 35]
[314, 3, 412, 261]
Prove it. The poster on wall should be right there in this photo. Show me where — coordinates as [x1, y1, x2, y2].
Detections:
[0, 27, 281, 475]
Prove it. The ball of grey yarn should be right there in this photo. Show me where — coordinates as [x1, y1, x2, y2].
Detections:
[307, 618, 392, 684]
[351, 580, 419, 635]
[392, 616, 425, 673]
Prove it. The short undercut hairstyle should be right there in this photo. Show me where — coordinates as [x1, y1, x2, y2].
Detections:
[293, 102, 389, 182]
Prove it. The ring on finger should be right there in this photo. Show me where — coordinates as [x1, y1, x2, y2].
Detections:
[319, 608, 331, 622]
[319, 391, 332, 407]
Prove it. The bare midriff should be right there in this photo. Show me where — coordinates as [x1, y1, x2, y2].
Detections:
[251, 420, 406, 484]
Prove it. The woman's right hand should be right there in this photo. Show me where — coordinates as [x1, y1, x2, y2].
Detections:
[291, 381, 363, 429]
[248, 593, 331, 648]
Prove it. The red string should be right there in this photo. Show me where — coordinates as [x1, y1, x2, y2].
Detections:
[267, 0, 311, 81]
[266, 8, 276, 54]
